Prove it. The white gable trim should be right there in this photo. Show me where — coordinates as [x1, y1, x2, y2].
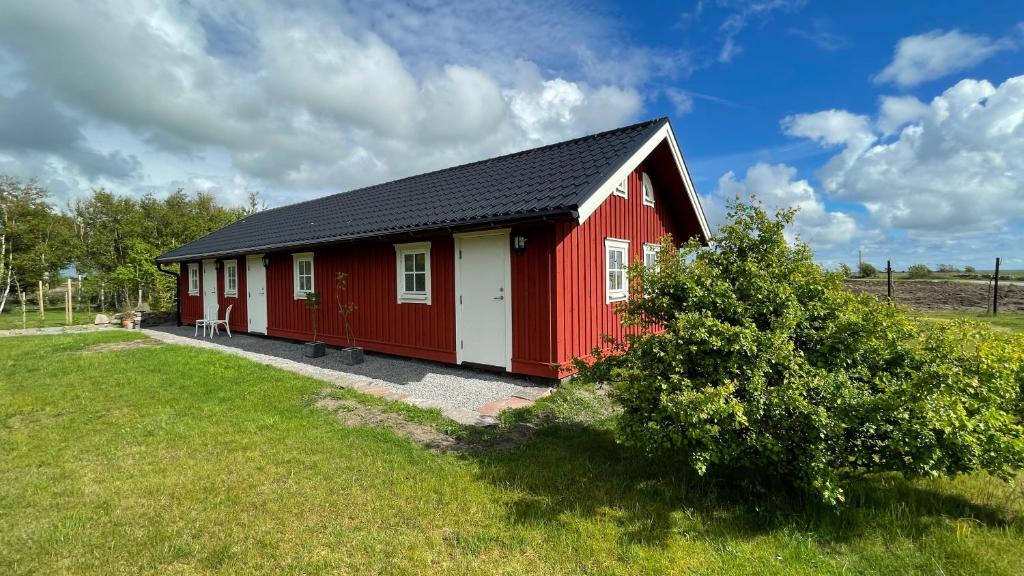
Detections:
[576, 123, 712, 240]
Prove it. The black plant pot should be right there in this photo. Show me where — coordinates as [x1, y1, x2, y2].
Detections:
[339, 347, 364, 365]
[303, 341, 326, 358]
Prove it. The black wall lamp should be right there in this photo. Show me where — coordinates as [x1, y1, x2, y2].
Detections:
[261, 254, 271, 268]
[512, 234, 528, 255]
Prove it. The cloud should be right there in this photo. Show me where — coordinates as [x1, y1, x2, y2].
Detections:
[705, 162, 859, 248]
[665, 88, 695, 116]
[0, 0, 649, 205]
[788, 22, 847, 51]
[717, 0, 806, 63]
[785, 75, 1024, 234]
[874, 29, 1014, 88]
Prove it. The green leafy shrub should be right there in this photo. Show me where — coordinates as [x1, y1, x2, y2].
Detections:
[857, 261, 878, 278]
[575, 200, 1024, 504]
[837, 263, 852, 278]
[907, 263, 932, 278]
[964, 265, 977, 274]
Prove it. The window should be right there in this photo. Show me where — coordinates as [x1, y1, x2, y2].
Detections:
[292, 253, 314, 299]
[394, 242, 431, 304]
[224, 260, 238, 296]
[605, 238, 629, 303]
[643, 244, 660, 269]
[188, 263, 199, 295]
[642, 172, 655, 207]
[612, 177, 628, 198]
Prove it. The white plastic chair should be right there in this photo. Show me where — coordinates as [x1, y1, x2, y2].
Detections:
[209, 304, 233, 338]
[195, 303, 219, 338]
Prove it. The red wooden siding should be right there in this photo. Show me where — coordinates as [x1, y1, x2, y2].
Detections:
[510, 224, 559, 378]
[263, 236, 457, 363]
[179, 262, 202, 324]
[216, 258, 248, 333]
[554, 157, 702, 374]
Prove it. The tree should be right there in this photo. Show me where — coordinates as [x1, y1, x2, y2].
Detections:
[857, 261, 878, 278]
[575, 200, 1024, 504]
[965, 265, 977, 274]
[836, 263, 852, 278]
[0, 176, 75, 314]
[937, 264, 959, 273]
[907, 263, 931, 279]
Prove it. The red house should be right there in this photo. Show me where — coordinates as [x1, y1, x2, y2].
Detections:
[156, 118, 710, 379]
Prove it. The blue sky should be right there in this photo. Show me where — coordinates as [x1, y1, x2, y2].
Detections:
[0, 0, 1022, 268]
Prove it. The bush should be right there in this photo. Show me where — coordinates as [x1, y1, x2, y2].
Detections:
[575, 200, 1024, 504]
[857, 261, 878, 278]
[964, 265, 977, 274]
[937, 264, 959, 273]
[836, 263, 852, 278]
[907, 264, 932, 279]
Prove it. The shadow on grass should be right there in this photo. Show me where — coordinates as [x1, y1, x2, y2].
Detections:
[468, 420, 1020, 550]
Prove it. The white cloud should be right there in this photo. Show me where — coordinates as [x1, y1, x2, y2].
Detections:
[665, 88, 695, 116]
[0, 0, 647, 206]
[786, 75, 1024, 233]
[717, 0, 806, 63]
[874, 29, 1014, 88]
[706, 162, 858, 248]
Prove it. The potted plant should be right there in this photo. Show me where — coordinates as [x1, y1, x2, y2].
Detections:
[120, 302, 135, 329]
[335, 272, 363, 365]
[303, 291, 325, 358]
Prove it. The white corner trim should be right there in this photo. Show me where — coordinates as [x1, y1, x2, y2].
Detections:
[394, 241, 432, 304]
[605, 237, 630, 304]
[577, 123, 712, 241]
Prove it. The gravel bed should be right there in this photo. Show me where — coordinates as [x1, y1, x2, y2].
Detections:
[145, 325, 537, 412]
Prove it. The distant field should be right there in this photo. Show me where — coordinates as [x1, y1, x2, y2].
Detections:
[847, 279, 1024, 313]
[913, 310, 1024, 334]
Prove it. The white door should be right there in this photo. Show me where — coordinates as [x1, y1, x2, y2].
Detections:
[202, 260, 218, 320]
[246, 255, 267, 334]
[456, 231, 511, 369]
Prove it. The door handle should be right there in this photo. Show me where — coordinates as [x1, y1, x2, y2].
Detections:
[493, 295, 504, 300]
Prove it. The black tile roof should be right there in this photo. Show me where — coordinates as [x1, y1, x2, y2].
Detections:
[157, 117, 668, 262]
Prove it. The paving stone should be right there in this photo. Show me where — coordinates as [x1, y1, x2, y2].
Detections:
[443, 408, 498, 427]
[512, 386, 554, 401]
[477, 397, 534, 417]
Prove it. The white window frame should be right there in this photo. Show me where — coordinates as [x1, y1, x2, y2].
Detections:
[612, 177, 628, 198]
[643, 244, 661, 269]
[292, 252, 314, 299]
[223, 259, 238, 297]
[605, 238, 630, 303]
[642, 172, 655, 207]
[188, 263, 200, 295]
[394, 241, 431, 304]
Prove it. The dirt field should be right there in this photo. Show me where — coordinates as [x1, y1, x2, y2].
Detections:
[846, 279, 1024, 312]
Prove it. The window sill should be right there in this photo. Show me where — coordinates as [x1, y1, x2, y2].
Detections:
[643, 199, 655, 207]
[188, 291, 199, 296]
[606, 294, 628, 304]
[398, 293, 430, 305]
[294, 292, 310, 300]
[224, 292, 237, 298]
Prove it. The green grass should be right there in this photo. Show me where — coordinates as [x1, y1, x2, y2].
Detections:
[2, 332, 1023, 575]
[0, 306, 95, 329]
[914, 310, 1024, 334]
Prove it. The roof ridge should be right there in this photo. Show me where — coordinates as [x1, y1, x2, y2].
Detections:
[246, 117, 668, 219]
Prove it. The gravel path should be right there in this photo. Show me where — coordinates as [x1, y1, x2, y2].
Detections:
[0, 324, 117, 337]
[144, 325, 550, 425]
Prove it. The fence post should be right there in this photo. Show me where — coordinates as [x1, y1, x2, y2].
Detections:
[993, 257, 1000, 316]
[886, 259, 893, 302]
[66, 278, 73, 325]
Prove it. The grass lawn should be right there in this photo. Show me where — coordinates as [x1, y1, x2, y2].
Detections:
[2, 332, 1023, 575]
[0, 306, 96, 330]
[914, 310, 1024, 334]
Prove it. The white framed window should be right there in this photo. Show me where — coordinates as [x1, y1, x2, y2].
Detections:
[642, 172, 655, 207]
[605, 238, 629, 303]
[188, 263, 199, 295]
[643, 244, 661, 269]
[613, 177, 628, 198]
[224, 260, 238, 296]
[395, 242, 431, 304]
[292, 252, 314, 299]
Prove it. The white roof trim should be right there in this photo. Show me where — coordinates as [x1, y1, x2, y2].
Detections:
[576, 123, 712, 240]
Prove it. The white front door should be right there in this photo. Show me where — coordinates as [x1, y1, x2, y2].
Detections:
[246, 255, 267, 334]
[202, 260, 218, 320]
[456, 231, 511, 369]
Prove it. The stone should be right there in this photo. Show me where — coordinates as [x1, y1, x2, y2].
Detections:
[94, 314, 110, 325]
[476, 396, 534, 417]
[511, 386, 554, 401]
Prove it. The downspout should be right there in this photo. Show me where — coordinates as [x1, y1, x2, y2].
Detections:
[156, 261, 182, 326]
